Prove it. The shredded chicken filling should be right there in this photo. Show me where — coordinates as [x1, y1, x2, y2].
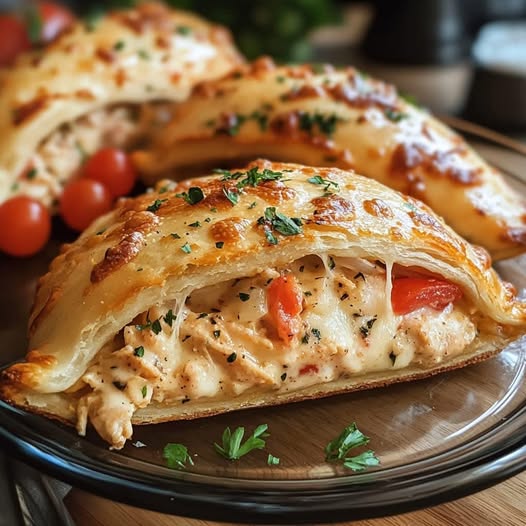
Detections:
[13, 102, 172, 207]
[75, 255, 477, 448]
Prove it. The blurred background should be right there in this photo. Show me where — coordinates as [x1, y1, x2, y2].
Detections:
[2, 0, 526, 131]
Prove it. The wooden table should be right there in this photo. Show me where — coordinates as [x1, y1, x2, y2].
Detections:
[65, 471, 526, 525]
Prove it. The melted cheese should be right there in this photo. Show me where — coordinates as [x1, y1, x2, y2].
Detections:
[75, 254, 477, 448]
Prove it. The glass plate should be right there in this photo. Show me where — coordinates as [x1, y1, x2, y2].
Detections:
[1, 123, 525, 524]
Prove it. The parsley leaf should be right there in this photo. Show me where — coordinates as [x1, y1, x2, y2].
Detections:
[218, 167, 283, 189]
[176, 25, 192, 36]
[181, 242, 192, 254]
[222, 186, 239, 206]
[163, 310, 176, 327]
[141, 385, 148, 398]
[25, 6, 42, 43]
[163, 443, 195, 469]
[146, 199, 167, 213]
[267, 454, 280, 466]
[325, 423, 380, 472]
[176, 187, 204, 205]
[258, 207, 303, 242]
[238, 292, 250, 302]
[134, 346, 145, 358]
[343, 451, 380, 472]
[307, 175, 340, 193]
[215, 241, 224, 249]
[214, 424, 269, 460]
[385, 109, 408, 122]
[151, 319, 162, 335]
[298, 111, 342, 137]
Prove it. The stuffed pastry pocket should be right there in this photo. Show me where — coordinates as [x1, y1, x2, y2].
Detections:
[1, 160, 525, 448]
[134, 58, 526, 260]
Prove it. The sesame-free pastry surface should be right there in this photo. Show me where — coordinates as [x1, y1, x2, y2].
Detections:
[134, 58, 526, 260]
[1, 160, 525, 448]
[0, 1, 242, 209]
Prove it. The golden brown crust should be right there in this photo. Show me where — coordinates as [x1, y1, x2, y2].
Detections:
[134, 58, 526, 260]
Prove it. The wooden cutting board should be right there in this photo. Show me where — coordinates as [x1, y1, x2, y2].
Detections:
[65, 472, 526, 525]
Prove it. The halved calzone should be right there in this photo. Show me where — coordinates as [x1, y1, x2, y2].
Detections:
[134, 58, 526, 260]
[0, 1, 242, 208]
[1, 160, 525, 449]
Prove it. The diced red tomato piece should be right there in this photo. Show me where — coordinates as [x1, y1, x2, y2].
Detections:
[299, 364, 319, 375]
[267, 274, 303, 342]
[391, 277, 463, 315]
[0, 15, 30, 66]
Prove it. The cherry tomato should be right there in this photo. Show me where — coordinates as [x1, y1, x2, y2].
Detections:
[391, 277, 463, 315]
[267, 274, 303, 342]
[0, 196, 51, 257]
[39, 1, 75, 43]
[60, 179, 113, 232]
[0, 15, 30, 66]
[83, 148, 137, 198]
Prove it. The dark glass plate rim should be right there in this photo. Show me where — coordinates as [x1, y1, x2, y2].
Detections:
[0, 120, 525, 523]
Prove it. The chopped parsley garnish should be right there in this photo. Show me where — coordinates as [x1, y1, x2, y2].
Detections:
[307, 175, 340, 193]
[304, 291, 312, 297]
[215, 241, 224, 249]
[385, 109, 408, 122]
[359, 316, 377, 338]
[249, 110, 268, 131]
[141, 385, 148, 398]
[276, 75, 286, 83]
[389, 351, 397, 365]
[197, 312, 208, 319]
[227, 352, 237, 363]
[258, 207, 302, 244]
[301, 333, 310, 344]
[328, 256, 335, 270]
[114, 40, 125, 51]
[146, 199, 167, 213]
[298, 111, 342, 137]
[213, 330, 221, 339]
[96, 228, 106, 236]
[340, 293, 349, 301]
[138, 49, 150, 60]
[181, 242, 192, 254]
[175, 25, 192, 35]
[134, 346, 145, 358]
[325, 423, 380, 472]
[163, 310, 176, 327]
[281, 372, 287, 381]
[26, 168, 38, 180]
[222, 187, 239, 206]
[214, 424, 269, 460]
[84, 8, 103, 31]
[171, 233, 181, 239]
[188, 221, 201, 228]
[113, 381, 126, 391]
[176, 187, 204, 205]
[238, 292, 250, 302]
[248, 201, 257, 210]
[218, 166, 284, 189]
[311, 328, 321, 341]
[151, 319, 162, 335]
[210, 207, 218, 213]
[267, 454, 280, 466]
[163, 443, 195, 469]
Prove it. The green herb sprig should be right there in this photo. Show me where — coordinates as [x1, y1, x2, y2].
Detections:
[214, 424, 269, 460]
[325, 423, 380, 472]
[163, 443, 195, 469]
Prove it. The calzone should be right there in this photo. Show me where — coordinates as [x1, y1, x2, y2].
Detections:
[134, 58, 526, 260]
[1, 160, 525, 448]
[0, 1, 242, 208]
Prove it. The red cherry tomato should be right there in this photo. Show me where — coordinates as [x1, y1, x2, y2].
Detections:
[0, 15, 30, 66]
[83, 148, 137, 198]
[60, 179, 113, 232]
[391, 277, 463, 315]
[267, 274, 303, 342]
[0, 196, 51, 257]
[39, 1, 75, 43]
